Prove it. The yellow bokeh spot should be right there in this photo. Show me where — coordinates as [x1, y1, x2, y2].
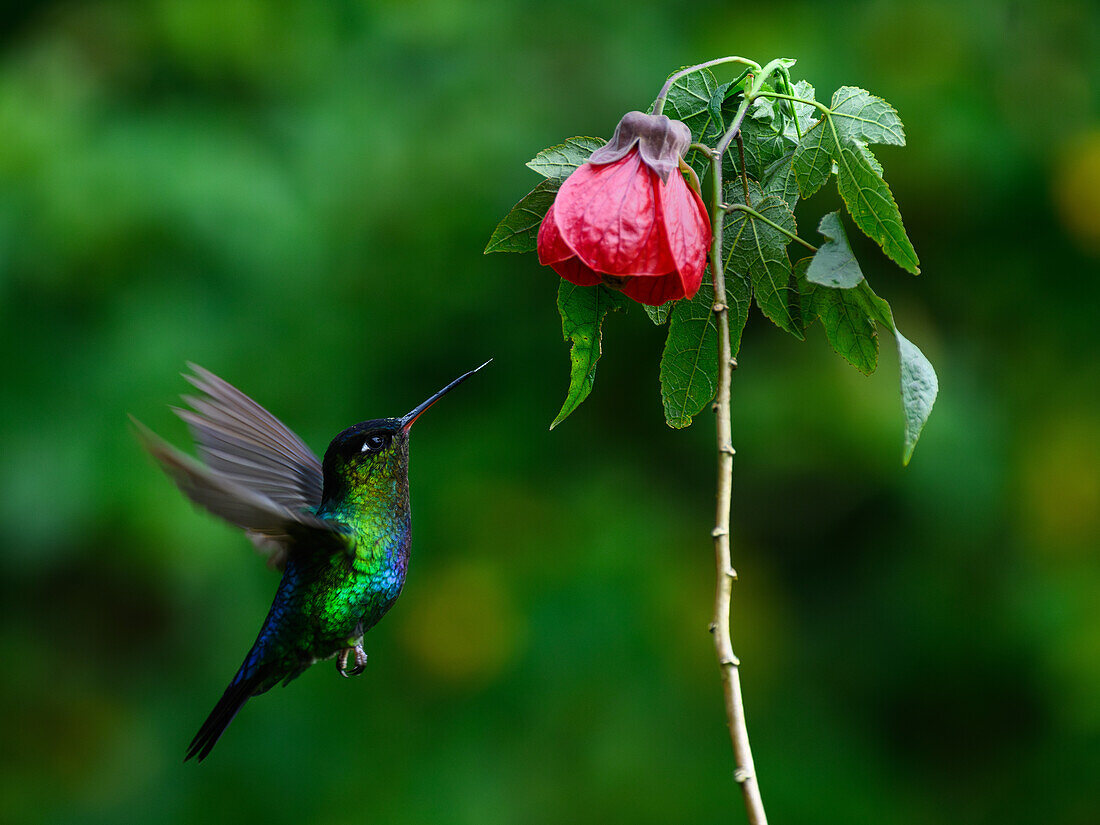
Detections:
[1019, 414, 1100, 555]
[1054, 130, 1100, 255]
[398, 559, 525, 686]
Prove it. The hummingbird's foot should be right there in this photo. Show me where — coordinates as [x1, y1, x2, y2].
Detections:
[336, 643, 367, 678]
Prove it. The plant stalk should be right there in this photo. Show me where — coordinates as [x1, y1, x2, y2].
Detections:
[707, 133, 768, 825]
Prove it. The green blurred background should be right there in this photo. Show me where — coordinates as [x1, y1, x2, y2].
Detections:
[2, 1, 1098, 823]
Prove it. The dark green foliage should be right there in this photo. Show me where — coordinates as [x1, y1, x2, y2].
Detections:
[492, 60, 938, 457]
[789, 86, 919, 273]
[526, 137, 607, 181]
[725, 184, 803, 338]
[484, 179, 559, 254]
[807, 212, 864, 288]
[659, 271, 718, 428]
[551, 283, 628, 429]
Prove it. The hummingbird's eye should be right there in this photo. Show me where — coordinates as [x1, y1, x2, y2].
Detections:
[361, 434, 388, 453]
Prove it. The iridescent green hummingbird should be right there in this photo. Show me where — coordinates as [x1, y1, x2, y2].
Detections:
[133, 360, 490, 761]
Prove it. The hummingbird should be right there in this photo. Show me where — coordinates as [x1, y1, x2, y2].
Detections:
[133, 360, 490, 761]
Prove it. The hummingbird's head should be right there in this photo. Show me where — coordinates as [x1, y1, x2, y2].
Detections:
[319, 360, 491, 505]
[321, 418, 410, 504]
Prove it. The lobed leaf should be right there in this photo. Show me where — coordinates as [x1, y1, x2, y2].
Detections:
[720, 92, 799, 184]
[526, 137, 606, 181]
[779, 80, 819, 142]
[829, 86, 905, 147]
[737, 113, 791, 179]
[762, 151, 800, 210]
[806, 211, 864, 288]
[551, 283, 628, 429]
[833, 137, 919, 274]
[725, 185, 803, 338]
[659, 272, 718, 428]
[659, 67, 722, 146]
[791, 120, 833, 198]
[484, 179, 558, 254]
[788, 86, 918, 272]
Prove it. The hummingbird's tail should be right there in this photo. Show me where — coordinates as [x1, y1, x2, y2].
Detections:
[185, 664, 272, 762]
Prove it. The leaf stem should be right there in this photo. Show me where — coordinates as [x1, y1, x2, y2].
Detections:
[725, 204, 819, 253]
[716, 93, 754, 158]
[707, 121, 769, 825]
[652, 56, 762, 115]
[756, 90, 830, 116]
[735, 135, 752, 205]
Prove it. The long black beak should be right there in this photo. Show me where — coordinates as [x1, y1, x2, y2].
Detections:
[399, 359, 492, 432]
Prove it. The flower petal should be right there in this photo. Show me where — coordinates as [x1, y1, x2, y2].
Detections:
[620, 273, 685, 306]
[550, 257, 603, 287]
[656, 168, 711, 299]
[554, 151, 674, 277]
[537, 202, 574, 265]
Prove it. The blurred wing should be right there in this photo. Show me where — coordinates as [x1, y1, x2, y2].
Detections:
[132, 418, 340, 570]
[175, 363, 323, 514]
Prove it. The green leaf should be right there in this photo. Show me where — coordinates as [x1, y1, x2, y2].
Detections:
[659, 67, 722, 146]
[762, 151, 800, 210]
[807, 211, 864, 288]
[737, 112, 791, 178]
[829, 86, 905, 147]
[896, 331, 938, 465]
[707, 81, 735, 131]
[833, 137, 920, 274]
[725, 185, 803, 338]
[551, 283, 627, 429]
[856, 139, 885, 176]
[725, 258, 753, 359]
[810, 282, 881, 374]
[644, 303, 672, 325]
[779, 80, 819, 142]
[793, 256, 817, 332]
[526, 137, 606, 181]
[659, 272, 718, 428]
[720, 94, 796, 183]
[484, 179, 558, 254]
[788, 86, 918, 272]
[791, 120, 833, 198]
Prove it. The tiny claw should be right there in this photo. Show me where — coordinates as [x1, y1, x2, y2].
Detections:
[337, 643, 367, 678]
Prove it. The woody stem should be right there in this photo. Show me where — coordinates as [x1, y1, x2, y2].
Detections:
[707, 106, 768, 825]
